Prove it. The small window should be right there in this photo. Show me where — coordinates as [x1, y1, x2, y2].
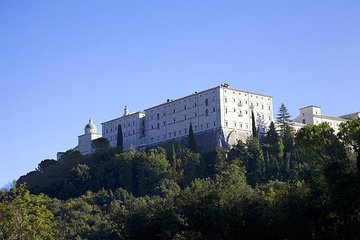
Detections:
[224, 98, 227, 103]
[205, 109, 209, 116]
[205, 99, 209, 106]
[225, 121, 228, 127]
[157, 122, 160, 129]
[157, 113, 160, 120]
[302, 119, 306, 124]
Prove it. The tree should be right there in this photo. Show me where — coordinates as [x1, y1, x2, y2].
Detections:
[276, 103, 292, 136]
[264, 122, 279, 157]
[188, 123, 197, 152]
[117, 124, 124, 152]
[0, 184, 56, 240]
[251, 110, 258, 138]
[338, 118, 360, 175]
[92, 138, 110, 153]
[245, 137, 265, 186]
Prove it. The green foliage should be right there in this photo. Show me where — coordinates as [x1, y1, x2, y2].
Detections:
[251, 110, 257, 138]
[117, 124, 123, 153]
[0, 184, 56, 240]
[276, 103, 292, 129]
[92, 137, 110, 152]
[14, 118, 360, 239]
[187, 123, 197, 152]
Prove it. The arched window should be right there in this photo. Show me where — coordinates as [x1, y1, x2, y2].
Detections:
[157, 122, 160, 129]
[302, 119, 306, 124]
[205, 99, 209, 106]
[157, 113, 160, 120]
[205, 109, 209, 117]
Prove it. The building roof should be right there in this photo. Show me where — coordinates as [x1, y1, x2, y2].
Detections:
[299, 105, 321, 110]
[144, 84, 272, 111]
[85, 119, 96, 130]
[313, 114, 347, 122]
[101, 111, 145, 125]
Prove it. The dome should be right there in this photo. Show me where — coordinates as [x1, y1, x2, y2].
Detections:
[85, 119, 97, 131]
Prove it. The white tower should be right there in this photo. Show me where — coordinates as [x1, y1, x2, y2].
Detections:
[124, 106, 130, 116]
[78, 119, 102, 155]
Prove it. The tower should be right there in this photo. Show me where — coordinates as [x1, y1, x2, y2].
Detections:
[124, 106, 129, 116]
[78, 119, 102, 155]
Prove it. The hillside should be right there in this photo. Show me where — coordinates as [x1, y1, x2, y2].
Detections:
[2, 119, 360, 239]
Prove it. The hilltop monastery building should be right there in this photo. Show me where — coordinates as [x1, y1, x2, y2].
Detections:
[66, 84, 359, 156]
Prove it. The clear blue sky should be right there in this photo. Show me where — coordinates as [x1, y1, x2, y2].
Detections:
[0, 0, 359, 187]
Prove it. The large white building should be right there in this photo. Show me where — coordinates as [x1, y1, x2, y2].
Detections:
[101, 84, 273, 151]
[293, 105, 359, 133]
[58, 85, 360, 157]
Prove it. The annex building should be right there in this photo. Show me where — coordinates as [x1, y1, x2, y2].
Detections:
[293, 105, 360, 133]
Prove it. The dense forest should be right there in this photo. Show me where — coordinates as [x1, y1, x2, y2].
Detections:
[1, 105, 360, 240]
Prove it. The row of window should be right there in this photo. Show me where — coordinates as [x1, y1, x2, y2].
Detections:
[150, 99, 215, 120]
[149, 122, 218, 143]
[149, 91, 217, 112]
[224, 121, 249, 129]
[223, 90, 270, 101]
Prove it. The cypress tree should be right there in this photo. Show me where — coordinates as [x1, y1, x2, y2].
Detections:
[251, 110, 258, 138]
[117, 124, 123, 152]
[188, 123, 197, 152]
[265, 121, 279, 157]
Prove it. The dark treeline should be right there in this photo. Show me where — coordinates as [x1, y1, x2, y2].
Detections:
[1, 107, 360, 239]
